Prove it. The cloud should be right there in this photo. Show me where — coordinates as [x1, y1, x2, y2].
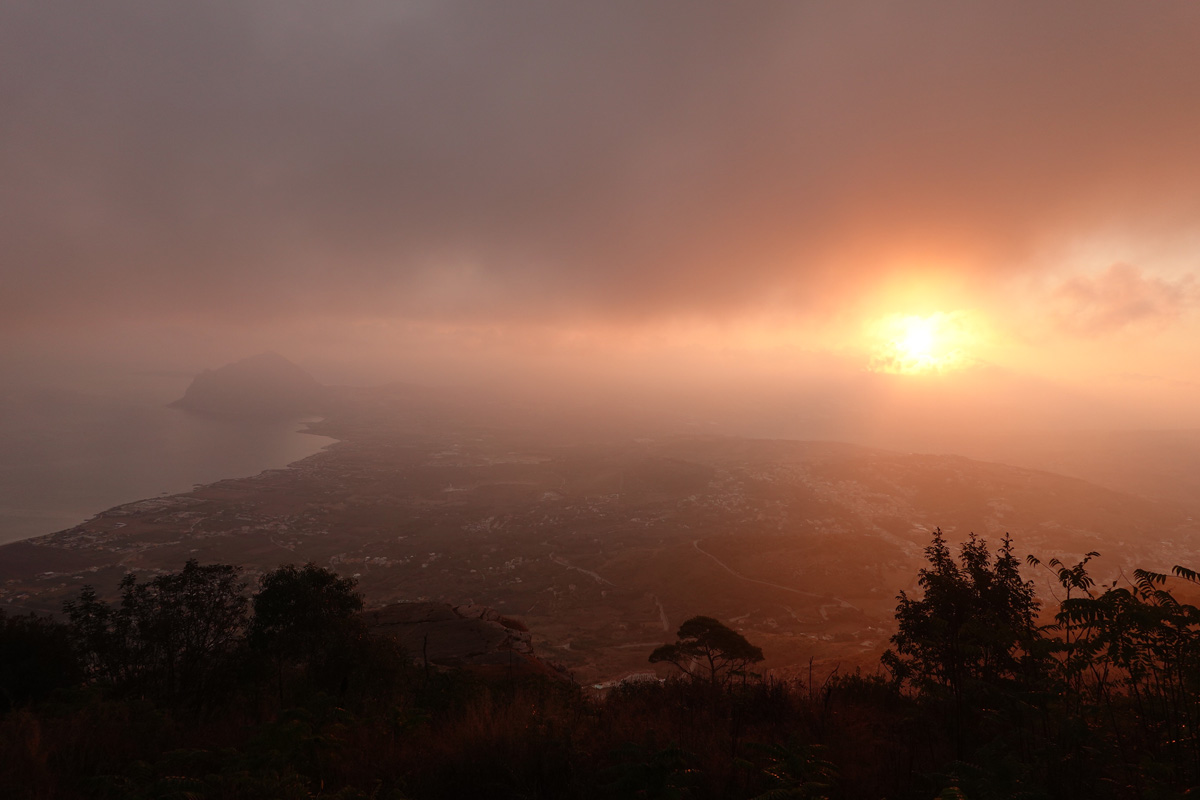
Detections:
[1050, 264, 1197, 336]
[4, 2, 1200, 335]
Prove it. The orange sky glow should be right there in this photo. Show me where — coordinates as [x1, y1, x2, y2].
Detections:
[4, 2, 1200, 448]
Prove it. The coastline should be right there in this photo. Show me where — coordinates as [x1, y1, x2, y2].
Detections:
[7, 421, 1195, 685]
[0, 414, 337, 547]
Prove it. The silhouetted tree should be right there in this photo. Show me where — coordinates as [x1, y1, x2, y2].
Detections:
[64, 560, 248, 703]
[1039, 559, 1200, 785]
[883, 530, 1038, 699]
[650, 615, 764, 688]
[882, 530, 1041, 763]
[249, 562, 364, 699]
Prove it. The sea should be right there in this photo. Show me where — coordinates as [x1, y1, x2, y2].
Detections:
[0, 382, 335, 546]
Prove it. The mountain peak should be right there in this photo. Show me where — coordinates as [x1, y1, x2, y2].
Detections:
[171, 353, 326, 418]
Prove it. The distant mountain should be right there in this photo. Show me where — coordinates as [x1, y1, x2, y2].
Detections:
[958, 429, 1200, 514]
[171, 353, 327, 418]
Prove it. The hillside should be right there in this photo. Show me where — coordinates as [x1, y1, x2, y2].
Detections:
[171, 353, 327, 418]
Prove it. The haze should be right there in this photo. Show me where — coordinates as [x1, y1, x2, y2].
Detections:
[5, 1, 1200, 450]
[13, 2, 1200, 729]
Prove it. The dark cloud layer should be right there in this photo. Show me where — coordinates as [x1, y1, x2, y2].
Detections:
[5, 1, 1200, 331]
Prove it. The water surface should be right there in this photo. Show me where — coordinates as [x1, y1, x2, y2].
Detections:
[0, 388, 334, 544]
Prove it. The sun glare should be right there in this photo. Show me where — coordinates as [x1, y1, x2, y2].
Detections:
[869, 311, 974, 375]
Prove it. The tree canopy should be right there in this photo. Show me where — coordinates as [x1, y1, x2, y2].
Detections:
[882, 529, 1038, 701]
[650, 615, 764, 687]
[63, 559, 248, 703]
[249, 562, 363, 660]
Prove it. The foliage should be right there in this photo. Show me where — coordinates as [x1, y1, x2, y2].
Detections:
[16, 533, 1200, 798]
[0, 610, 81, 712]
[1037, 557, 1200, 786]
[649, 615, 765, 688]
[250, 562, 363, 660]
[249, 562, 366, 699]
[63, 559, 248, 704]
[746, 738, 836, 799]
[882, 529, 1039, 702]
[602, 739, 700, 800]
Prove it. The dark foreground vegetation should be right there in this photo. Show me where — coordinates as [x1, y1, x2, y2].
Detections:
[5, 530, 1200, 799]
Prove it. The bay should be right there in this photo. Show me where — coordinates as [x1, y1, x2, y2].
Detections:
[0, 387, 334, 545]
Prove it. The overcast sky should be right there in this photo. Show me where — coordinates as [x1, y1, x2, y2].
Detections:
[4, 2, 1200, 433]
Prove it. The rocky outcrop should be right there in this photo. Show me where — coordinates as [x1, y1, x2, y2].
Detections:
[364, 602, 567, 680]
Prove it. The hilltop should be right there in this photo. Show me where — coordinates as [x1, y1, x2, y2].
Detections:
[171, 353, 327, 419]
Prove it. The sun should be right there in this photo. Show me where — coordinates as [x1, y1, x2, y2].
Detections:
[868, 311, 973, 375]
[897, 317, 937, 362]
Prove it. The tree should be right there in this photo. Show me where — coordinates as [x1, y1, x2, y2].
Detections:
[650, 615, 764, 687]
[882, 529, 1038, 700]
[248, 563, 364, 698]
[882, 530, 1040, 760]
[63, 560, 248, 703]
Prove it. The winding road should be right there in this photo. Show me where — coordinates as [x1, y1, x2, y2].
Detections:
[691, 539, 860, 617]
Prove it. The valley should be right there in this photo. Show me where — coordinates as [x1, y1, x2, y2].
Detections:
[4, 392, 1199, 686]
